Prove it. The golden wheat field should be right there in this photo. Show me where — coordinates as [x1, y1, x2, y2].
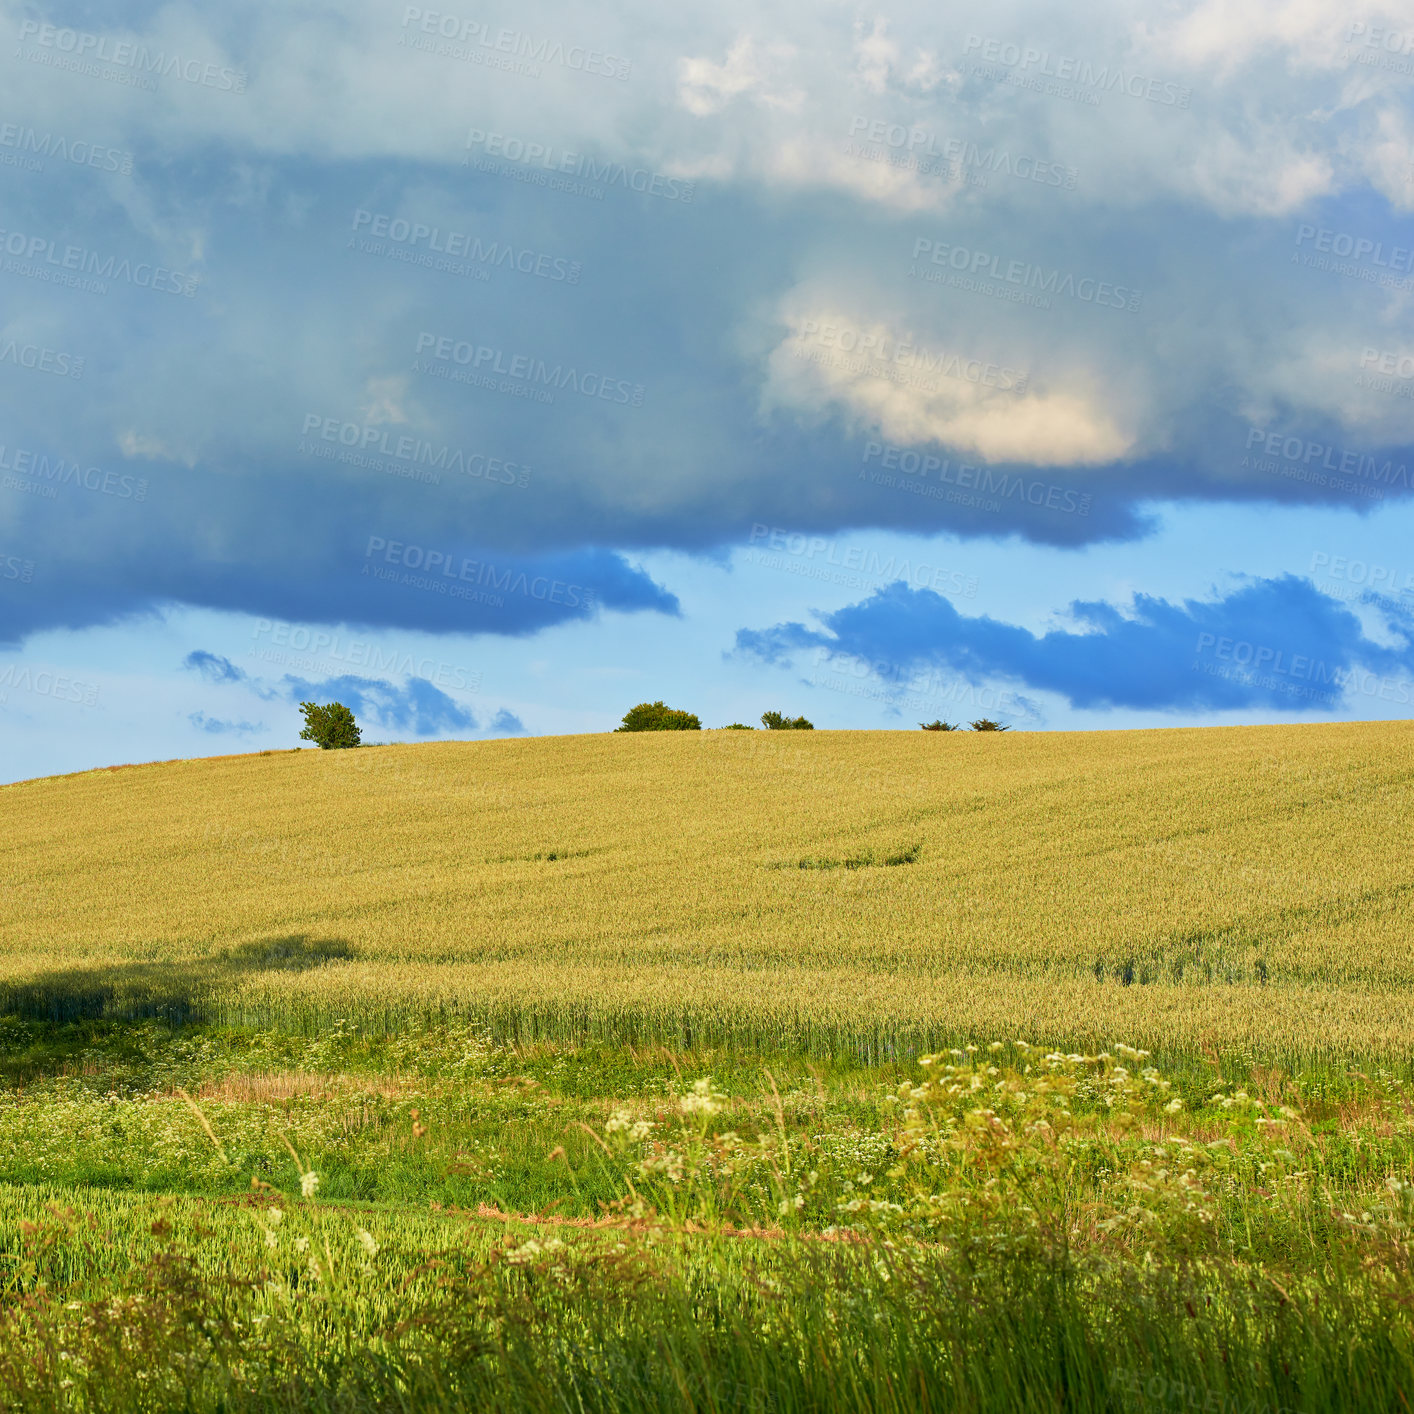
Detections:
[3, 721, 1413, 1060]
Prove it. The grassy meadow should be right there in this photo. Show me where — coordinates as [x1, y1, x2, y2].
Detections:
[1, 723, 1413, 1409]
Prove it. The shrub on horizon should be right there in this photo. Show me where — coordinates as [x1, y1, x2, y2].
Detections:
[298, 701, 362, 749]
[761, 711, 814, 730]
[970, 718, 1010, 731]
[616, 701, 702, 731]
[920, 720, 959, 731]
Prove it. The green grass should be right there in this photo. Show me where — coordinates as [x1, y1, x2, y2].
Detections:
[0, 1018, 1410, 1410]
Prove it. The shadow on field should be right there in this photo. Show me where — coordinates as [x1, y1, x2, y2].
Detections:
[0, 935, 355, 1026]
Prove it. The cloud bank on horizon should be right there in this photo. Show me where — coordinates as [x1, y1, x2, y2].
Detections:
[182, 648, 498, 737]
[2, 0, 1414, 739]
[736, 575, 1414, 714]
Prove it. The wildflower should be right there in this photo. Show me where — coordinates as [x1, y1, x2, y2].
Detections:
[356, 1228, 378, 1257]
[605, 1108, 633, 1134]
[681, 1078, 724, 1116]
[267, 1207, 284, 1226]
[300, 1170, 320, 1199]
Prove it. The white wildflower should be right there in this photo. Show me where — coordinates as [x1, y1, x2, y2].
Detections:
[680, 1078, 724, 1116]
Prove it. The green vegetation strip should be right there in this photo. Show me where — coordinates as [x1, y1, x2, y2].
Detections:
[0, 1019, 1410, 1411]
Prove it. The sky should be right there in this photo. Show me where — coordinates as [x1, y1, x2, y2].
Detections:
[2, 0, 1414, 781]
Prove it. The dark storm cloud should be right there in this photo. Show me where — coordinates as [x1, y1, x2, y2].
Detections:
[3, 4, 1412, 649]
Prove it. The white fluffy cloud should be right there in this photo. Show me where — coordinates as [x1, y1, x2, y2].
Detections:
[765, 310, 1135, 466]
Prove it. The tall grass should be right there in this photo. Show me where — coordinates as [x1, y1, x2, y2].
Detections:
[1, 1032, 1411, 1414]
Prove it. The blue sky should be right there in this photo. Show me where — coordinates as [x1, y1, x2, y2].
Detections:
[3, 1, 1414, 780]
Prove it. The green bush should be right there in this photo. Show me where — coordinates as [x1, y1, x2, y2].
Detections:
[719, 723, 755, 730]
[616, 701, 702, 732]
[761, 711, 814, 730]
[920, 720, 959, 731]
[298, 701, 361, 749]
[969, 718, 1010, 732]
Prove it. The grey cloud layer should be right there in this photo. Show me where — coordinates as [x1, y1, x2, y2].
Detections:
[1, 0, 1412, 644]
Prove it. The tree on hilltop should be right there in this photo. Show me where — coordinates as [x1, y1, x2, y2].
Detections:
[299, 701, 362, 749]
[761, 711, 813, 730]
[617, 701, 702, 731]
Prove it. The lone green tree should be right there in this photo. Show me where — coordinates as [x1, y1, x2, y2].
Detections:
[920, 719, 959, 731]
[761, 711, 814, 730]
[969, 718, 1010, 732]
[299, 701, 362, 749]
[616, 701, 702, 731]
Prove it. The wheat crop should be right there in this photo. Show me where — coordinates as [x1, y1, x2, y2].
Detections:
[3, 721, 1412, 1061]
